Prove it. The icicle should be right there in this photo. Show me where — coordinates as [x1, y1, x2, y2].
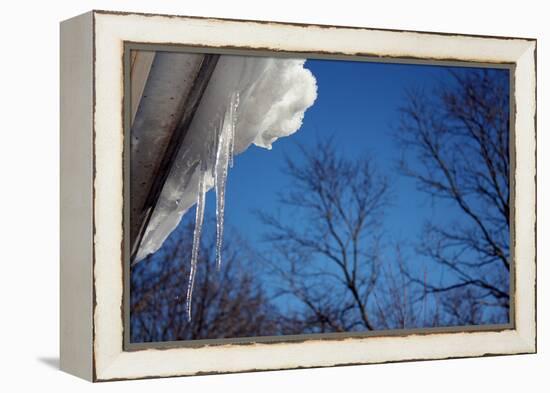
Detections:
[214, 92, 239, 270]
[228, 92, 239, 169]
[185, 165, 207, 321]
[184, 93, 239, 320]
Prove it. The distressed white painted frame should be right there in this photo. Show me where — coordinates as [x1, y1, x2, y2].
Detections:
[60, 10, 536, 382]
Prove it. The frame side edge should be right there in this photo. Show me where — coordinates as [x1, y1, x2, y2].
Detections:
[60, 11, 95, 382]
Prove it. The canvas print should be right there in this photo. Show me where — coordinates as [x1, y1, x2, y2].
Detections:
[127, 49, 511, 345]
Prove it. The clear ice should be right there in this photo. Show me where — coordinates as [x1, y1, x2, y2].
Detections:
[185, 165, 207, 320]
[214, 92, 239, 270]
[185, 93, 239, 319]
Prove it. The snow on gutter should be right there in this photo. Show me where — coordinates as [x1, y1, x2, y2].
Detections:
[131, 53, 318, 318]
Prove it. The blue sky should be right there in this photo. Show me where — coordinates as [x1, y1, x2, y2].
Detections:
[220, 59, 465, 250]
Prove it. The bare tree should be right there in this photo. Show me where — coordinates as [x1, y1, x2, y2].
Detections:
[130, 217, 280, 342]
[396, 68, 511, 324]
[369, 245, 444, 329]
[257, 139, 420, 332]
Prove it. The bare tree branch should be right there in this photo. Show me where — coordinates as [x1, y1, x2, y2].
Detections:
[396, 68, 511, 323]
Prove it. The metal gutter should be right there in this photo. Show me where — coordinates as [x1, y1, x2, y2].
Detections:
[129, 51, 220, 260]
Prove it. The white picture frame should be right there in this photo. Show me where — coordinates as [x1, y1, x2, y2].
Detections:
[60, 10, 536, 381]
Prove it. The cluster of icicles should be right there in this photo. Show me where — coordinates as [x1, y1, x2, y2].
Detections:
[185, 92, 240, 320]
[133, 56, 318, 321]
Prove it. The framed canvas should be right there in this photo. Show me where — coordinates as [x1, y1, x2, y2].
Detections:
[60, 10, 537, 382]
